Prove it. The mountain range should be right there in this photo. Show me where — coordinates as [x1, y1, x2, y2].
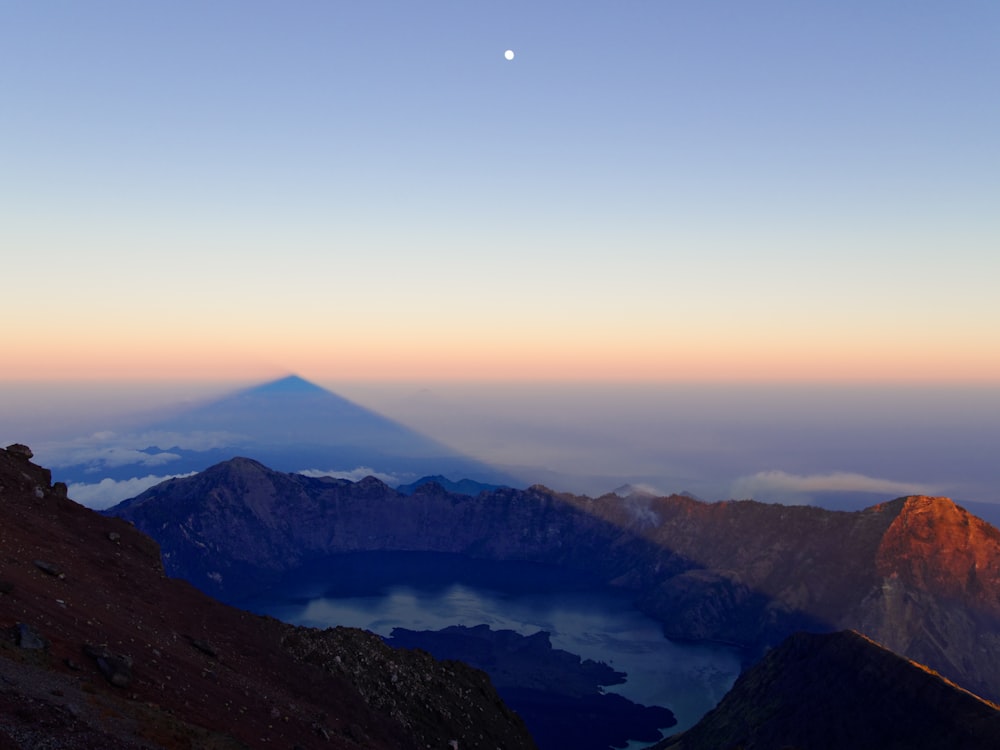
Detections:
[109, 455, 1000, 707]
[42, 374, 1000, 531]
[7, 444, 1000, 747]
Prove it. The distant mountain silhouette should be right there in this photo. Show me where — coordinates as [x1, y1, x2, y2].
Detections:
[50, 374, 514, 490]
[396, 474, 506, 496]
[655, 630, 1000, 750]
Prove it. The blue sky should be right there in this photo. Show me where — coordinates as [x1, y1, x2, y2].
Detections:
[2, 1, 998, 381]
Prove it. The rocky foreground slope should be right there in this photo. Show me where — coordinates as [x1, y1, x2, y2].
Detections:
[655, 630, 1000, 750]
[0, 445, 536, 749]
[111, 456, 1000, 703]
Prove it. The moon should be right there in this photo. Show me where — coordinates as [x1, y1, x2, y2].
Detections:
[504, 49, 514, 61]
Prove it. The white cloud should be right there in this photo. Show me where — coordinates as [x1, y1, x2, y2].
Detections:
[68, 472, 197, 510]
[36, 430, 241, 470]
[731, 470, 938, 504]
[298, 467, 401, 485]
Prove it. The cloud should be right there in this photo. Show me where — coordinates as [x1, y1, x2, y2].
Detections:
[731, 470, 938, 504]
[36, 430, 241, 470]
[624, 496, 660, 527]
[68, 472, 198, 510]
[298, 467, 401, 485]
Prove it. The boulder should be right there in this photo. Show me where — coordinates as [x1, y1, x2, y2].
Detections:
[5, 444, 33, 460]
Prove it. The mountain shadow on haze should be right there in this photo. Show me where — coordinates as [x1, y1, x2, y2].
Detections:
[52, 375, 516, 488]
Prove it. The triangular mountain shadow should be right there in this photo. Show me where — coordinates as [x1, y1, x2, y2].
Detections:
[53, 375, 516, 488]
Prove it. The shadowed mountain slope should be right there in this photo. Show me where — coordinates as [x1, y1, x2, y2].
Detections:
[0, 445, 536, 750]
[48, 375, 512, 489]
[655, 630, 1000, 750]
[109, 457, 1000, 704]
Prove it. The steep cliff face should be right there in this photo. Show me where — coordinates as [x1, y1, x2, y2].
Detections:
[655, 630, 1000, 750]
[852, 496, 1000, 701]
[596, 495, 897, 645]
[110, 457, 1000, 703]
[875, 495, 1000, 604]
[0, 447, 537, 750]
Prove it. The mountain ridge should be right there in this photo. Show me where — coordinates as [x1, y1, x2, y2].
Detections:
[655, 630, 1000, 750]
[109, 456, 1000, 703]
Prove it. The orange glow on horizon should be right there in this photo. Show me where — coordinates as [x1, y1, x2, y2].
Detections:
[4, 327, 999, 385]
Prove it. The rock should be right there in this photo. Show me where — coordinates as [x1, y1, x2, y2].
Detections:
[191, 638, 219, 659]
[108, 532, 121, 543]
[33, 560, 65, 579]
[16, 623, 47, 650]
[84, 644, 133, 688]
[0, 580, 13, 594]
[5, 444, 33, 460]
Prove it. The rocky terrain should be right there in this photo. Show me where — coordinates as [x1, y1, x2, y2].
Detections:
[0, 445, 537, 749]
[110, 456, 1000, 703]
[385, 625, 675, 750]
[654, 630, 1000, 750]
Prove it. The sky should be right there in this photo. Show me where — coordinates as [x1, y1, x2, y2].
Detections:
[2, 3, 999, 511]
[2, 1, 998, 383]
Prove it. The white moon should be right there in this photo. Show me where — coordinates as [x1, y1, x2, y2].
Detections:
[504, 49, 514, 61]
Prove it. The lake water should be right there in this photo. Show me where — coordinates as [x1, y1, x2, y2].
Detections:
[244, 552, 742, 745]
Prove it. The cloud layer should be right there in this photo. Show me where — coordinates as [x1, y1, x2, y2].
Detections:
[731, 470, 938, 504]
[36, 430, 242, 471]
[68, 472, 198, 510]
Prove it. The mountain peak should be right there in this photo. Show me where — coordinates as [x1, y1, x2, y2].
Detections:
[875, 494, 1000, 607]
[248, 374, 329, 396]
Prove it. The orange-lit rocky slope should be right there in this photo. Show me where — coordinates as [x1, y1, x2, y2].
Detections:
[875, 494, 1000, 600]
[590, 491, 1000, 700]
[0, 446, 536, 750]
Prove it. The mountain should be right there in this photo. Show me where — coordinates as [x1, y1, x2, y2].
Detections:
[654, 630, 1000, 750]
[44, 375, 513, 502]
[0, 445, 536, 749]
[395, 474, 506, 496]
[109, 457, 1000, 705]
